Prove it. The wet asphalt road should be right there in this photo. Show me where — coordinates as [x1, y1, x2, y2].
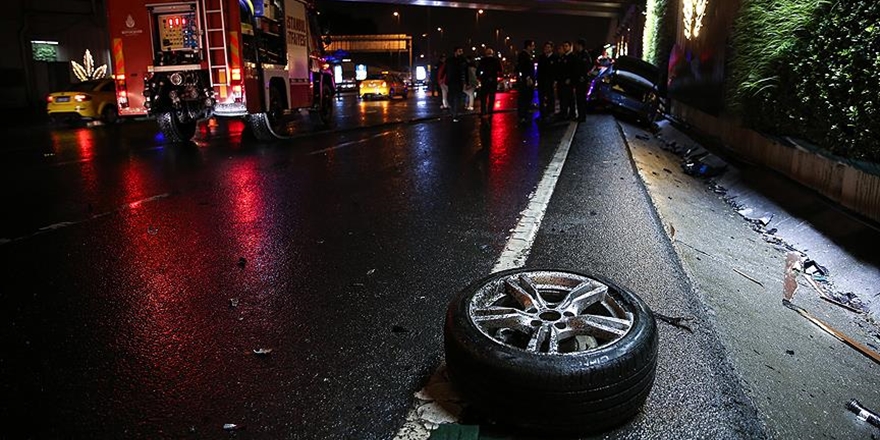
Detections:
[0, 91, 764, 439]
[0, 91, 567, 438]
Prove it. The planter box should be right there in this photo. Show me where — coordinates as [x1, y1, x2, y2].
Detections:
[672, 102, 880, 224]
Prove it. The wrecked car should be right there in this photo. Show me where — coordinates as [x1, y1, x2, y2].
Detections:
[586, 56, 663, 125]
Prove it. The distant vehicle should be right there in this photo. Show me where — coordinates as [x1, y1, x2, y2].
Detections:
[336, 78, 357, 93]
[359, 73, 408, 100]
[497, 75, 515, 92]
[586, 56, 663, 125]
[46, 78, 119, 125]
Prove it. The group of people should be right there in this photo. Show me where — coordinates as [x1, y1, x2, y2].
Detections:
[429, 37, 597, 125]
[431, 46, 503, 123]
[520, 38, 595, 124]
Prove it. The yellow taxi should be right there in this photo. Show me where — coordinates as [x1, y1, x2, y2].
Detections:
[46, 78, 119, 124]
[359, 73, 409, 100]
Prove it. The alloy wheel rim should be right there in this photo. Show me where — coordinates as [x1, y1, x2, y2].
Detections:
[468, 270, 634, 354]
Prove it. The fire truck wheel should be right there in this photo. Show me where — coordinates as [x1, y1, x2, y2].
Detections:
[102, 106, 119, 124]
[318, 85, 334, 127]
[444, 269, 658, 435]
[156, 112, 196, 142]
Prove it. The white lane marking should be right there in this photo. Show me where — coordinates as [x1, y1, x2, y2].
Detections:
[392, 122, 580, 439]
[492, 121, 578, 273]
[308, 130, 394, 155]
[0, 193, 171, 246]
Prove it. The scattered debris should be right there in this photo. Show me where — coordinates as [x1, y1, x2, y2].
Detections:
[682, 150, 727, 178]
[147, 225, 159, 235]
[736, 208, 774, 226]
[733, 267, 764, 288]
[636, 133, 651, 140]
[237, 257, 247, 269]
[367, 269, 377, 276]
[663, 168, 673, 174]
[223, 423, 240, 431]
[653, 311, 694, 333]
[785, 350, 795, 356]
[847, 399, 880, 428]
[803, 259, 829, 277]
[783, 253, 801, 301]
[229, 298, 239, 308]
[782, 300, 880, 365]
[253, 348, 273, 355]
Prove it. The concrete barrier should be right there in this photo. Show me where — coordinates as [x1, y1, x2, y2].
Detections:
[671, 102, 880, 224]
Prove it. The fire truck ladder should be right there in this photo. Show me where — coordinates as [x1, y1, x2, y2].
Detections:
[202, 0, 230, 88]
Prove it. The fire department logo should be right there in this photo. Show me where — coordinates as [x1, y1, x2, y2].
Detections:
[122, 14, 142, 36]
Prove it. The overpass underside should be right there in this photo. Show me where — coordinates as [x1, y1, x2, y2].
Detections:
[331, 0, 638, 18]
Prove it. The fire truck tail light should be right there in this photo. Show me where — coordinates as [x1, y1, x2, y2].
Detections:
[231, 68, 241, 81]
[115, 74, 125, 80]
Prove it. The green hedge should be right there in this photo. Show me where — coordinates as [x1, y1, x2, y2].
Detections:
[727, 0, 880, 163]
[642, 0, 675, 70]
[789, 2, 880, 162]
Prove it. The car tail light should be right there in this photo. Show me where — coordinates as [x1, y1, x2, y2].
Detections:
[46, 95, 54, 103]
[74, 94, 92, 102]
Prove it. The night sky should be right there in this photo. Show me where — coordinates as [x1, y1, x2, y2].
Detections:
[318, 1, 612, 61]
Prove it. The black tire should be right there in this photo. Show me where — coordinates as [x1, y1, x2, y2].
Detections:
[246, 85, 288, 140]
[102, 105, 119, 124]
[156, 111, 196, 142]
[318, 85, 334, 127]
[444, 269, 658, 435]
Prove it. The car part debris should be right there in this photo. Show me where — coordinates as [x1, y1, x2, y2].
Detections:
[782, 300, 880, 365]
[445, 269, 657, 434]
[783, 253, 801, 301]
[653, 311, 693, 333]
[253, 348, 273, 355]
[803, 259, 828, 277]
[846, 399, 880, 428]
[733, 267, 764, 288]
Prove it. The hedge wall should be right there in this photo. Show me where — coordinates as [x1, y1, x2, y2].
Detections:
[642, 0, 675, 70]
[727, 0, 880, 163]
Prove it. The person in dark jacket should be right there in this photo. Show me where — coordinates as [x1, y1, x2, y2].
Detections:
[478, 47, 502, 118]
[536, 41, 557, 122]
[516, 39, 536, 124]
[572, 39, 591, 121]
[446, 47, 469, 122]
[557, 40, 575, 120]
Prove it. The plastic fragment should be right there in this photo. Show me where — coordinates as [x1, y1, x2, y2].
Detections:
[253, 348, 273, 355]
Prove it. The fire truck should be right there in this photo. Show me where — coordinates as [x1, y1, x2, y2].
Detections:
[107, 0, 334, 141]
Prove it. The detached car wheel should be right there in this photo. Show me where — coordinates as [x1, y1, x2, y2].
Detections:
[444, 269, 658, 434]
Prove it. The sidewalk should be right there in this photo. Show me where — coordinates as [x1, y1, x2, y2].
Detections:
[621, 119, 880, 439]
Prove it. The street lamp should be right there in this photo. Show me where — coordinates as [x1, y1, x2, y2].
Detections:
[393, 11, 400, 26]
[437, 27, 444, 39]
[476, 9, 484, 26]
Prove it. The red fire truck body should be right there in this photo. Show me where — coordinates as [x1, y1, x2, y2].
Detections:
[107, 0, 333, 141]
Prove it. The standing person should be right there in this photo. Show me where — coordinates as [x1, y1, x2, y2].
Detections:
[536, 41, 557, 122]
[557, 40, 575, 120]
[516, 39, 536, 124]
[437, 54, 449, 109]
[573, 39, 591, 121]
[477, 47, 502, 119]
[464, 56, 478, 111]
[430, 57, 440, 97]
[446, 47, 468, 122]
